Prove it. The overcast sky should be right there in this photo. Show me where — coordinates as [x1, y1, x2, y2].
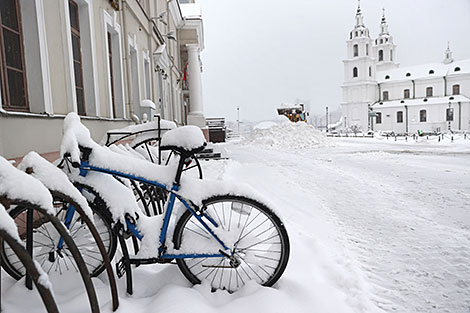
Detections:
[197, 0, 470, 122]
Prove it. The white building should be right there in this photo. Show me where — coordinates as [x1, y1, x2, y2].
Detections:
[341, 3, 470, 134]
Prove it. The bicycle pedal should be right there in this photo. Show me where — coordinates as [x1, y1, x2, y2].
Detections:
[116, 258, 126, 278]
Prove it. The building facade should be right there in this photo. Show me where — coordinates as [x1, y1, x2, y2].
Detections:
[341, 3, 470, 134]
[0, 0, 206, 159]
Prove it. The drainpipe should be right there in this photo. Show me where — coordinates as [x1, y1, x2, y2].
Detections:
[459, 101, 462, 130]
[412, 80, 416, 99]
[405, 105, 408, 133]
[378, 83, 381, 101]
[443, 76, 447, 96]
[120, 0, 135, 121]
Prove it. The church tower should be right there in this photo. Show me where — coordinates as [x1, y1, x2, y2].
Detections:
[341, 0, 377, 131]
[373, 9, 399, 71]
[443, 42, 454, 64]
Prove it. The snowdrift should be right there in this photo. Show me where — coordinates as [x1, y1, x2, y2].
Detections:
[243, 120, 329, 150]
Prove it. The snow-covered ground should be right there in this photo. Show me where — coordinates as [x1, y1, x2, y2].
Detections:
[2, 124, 470, 313]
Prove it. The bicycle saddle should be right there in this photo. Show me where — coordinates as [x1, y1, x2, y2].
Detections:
[160, 125, 207, 157]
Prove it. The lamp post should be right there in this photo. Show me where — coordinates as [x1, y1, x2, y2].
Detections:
[237, 106, 240, 134]
[325, 106, 329, 133]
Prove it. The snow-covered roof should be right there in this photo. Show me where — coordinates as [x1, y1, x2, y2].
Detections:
[377, 59, 470, 83]
[371, 94, 470, 109]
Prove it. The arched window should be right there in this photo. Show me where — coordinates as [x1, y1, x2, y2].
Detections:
[429, 69, 434, 74]
[385, 75, 390, 80]
[420, 109, 427, 122]
[397, 111, 403, 123]
[454, 67, 461, 72]
[406, 72, 411, 77]
[404, 89, 410, 99]
[426, 87, 433, 97]
[378, 50, 383, 61]
[353, 44, 358, 57]
[382, 91, 389, 101]
[452, 84, 460, 95]
[446, 108, 454, 122]
[368, 66, 372, 77]
[353, 67, 358, 78]
[390, 50, 393, 61]
[366, 44, 369, 56]
[376, 112, 382, 124]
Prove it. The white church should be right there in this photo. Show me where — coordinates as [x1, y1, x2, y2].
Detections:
[341, 3, 470, 134]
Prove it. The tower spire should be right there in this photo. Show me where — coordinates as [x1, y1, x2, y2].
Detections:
[355, 0, 364, 26]
[444, 41, 453, 64]
[379, 8, 389, 35]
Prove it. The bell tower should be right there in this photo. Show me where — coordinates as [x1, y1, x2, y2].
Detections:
[373, 9, 399, 71]
[341, 0, 377, 131]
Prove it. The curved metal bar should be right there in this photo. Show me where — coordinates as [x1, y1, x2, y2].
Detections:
[50, 190, 119, 312]
[0, 229, 60, 313]
[6, 198, 100, 313]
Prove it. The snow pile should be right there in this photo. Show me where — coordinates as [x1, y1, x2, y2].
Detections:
[0, 203, 22, 243]
[0, 156, 54, 214]
[161, 125, 207, 151]
[17, 152, 93, 219]
[243, 120, 328, 150]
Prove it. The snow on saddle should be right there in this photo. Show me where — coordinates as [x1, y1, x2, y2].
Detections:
[160, 126, 207, 157]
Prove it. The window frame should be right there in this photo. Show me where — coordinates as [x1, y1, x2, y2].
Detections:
[0, 0, 29, 112]
[69, 0, 86, 116]
[426, 87, 433, 97]
[420, 109, 427, 122]
[376, 112, 382, 124]
[396, 111, 403, 123]
[382, 91, 389, 101]
[353, 44, 358, 57]
[353, 67, 358, 78]
[452, 84, 460, 95]
[378, 49, 383, 61]
[403, 89, 410, 99]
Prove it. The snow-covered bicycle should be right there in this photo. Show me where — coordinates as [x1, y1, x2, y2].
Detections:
[61, 113, 290, 293]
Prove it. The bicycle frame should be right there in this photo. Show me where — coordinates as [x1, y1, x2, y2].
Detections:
[72, 159, 231, 260]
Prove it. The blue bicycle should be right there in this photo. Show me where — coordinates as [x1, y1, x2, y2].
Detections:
[62, 115, 290, 293]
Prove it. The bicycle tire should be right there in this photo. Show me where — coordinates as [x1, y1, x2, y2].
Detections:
[0, 196, 117, 279]
[173, 195, 290, 292]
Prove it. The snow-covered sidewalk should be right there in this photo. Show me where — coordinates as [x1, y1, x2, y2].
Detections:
[2, 136, 469, 313]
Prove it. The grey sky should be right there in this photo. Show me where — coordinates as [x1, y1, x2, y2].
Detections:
[197, 0, 470, 122]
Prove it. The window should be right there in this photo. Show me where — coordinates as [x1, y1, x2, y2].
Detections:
[376, 112, 382, 124]
[426, 87, 433, 97]
[406, 72, 411, 77]
[107, 31, 116, 118]
[390, 50, 393, 61]
[353, 44, 358, 57]
[428, 69, 434, 75]
[69, 0, 85, 116]
[420, 109, 427, 122]
[385, 75, 390, 80]
[366, 44, 369, 56]
[397, 111, 403, 123]
[454, 67, 461, 72]
[353, 67, 358, 78]
[378, 49, 383, 61]
[368, 66, 371, 77]
[446, 108, 453, 122]
[382, 91, 389, 101]
[0, 0, 28, 111]
[404, 89, 410, 99]
[452, 84, 460, 95]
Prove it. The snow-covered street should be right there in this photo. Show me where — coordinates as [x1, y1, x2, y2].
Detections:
[224, 137, 470, 313]
[2, 135, 470, 313]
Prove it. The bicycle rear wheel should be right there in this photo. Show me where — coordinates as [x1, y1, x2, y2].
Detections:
[173, 195, 290, 292]
[0, 197, 116, 279]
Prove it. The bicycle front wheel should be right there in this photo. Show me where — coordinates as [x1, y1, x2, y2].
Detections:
[0, 197, 116, 280]
[173, 195, 290, 292]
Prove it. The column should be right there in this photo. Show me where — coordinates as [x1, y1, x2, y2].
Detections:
[186, 44, 206, 128]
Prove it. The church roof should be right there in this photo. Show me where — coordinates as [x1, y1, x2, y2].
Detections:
[377, 59, 470, 83]
[371, 94, 470, 109]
